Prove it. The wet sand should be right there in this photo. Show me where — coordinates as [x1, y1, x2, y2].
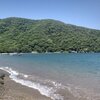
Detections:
[0, 69, 89, 100]
[0, 70, 51, 100]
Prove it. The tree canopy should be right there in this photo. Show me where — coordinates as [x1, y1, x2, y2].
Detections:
[0, 17, 100, 53]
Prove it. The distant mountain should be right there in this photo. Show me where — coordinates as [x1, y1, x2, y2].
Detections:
[0, 17, 100, 53]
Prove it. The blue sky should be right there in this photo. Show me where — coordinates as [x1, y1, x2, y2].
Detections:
[0, 0, 100, 29]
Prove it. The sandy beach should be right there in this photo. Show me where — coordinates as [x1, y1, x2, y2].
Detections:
[0, 70, 51, 100]
[0, 69, 90, 100]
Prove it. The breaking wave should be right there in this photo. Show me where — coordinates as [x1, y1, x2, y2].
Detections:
[0, 67, 100, 100]
[0, 67, 64, 100]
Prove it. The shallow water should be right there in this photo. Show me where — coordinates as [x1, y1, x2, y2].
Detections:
[0, 53, 100, 100]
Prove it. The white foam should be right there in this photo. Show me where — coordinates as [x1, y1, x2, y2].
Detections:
[1, 67, 100, 100]
[0, 67, 64, 100]
[23, 75, 28, 78]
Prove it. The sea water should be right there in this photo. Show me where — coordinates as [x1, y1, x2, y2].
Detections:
[0, 53, 100, 100]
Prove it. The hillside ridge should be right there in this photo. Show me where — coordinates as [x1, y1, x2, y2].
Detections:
[0, 17, 100, 53]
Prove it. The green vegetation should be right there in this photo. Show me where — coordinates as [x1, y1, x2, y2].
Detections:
[0, 17, 100, 53]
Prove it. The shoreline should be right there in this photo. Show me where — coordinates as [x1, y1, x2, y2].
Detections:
[0, 52, 96, 56]
[0, 70, 51, 100]
[0, 69, 89, 100]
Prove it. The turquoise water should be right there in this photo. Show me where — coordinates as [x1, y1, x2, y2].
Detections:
[0, 53, 100, 100]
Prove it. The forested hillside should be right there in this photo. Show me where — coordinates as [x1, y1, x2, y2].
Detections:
[0, 17, 100, 53]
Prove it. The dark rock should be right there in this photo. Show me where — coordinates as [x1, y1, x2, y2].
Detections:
[0, 81, 4, 85]
[0, 74, 5, 80]
[0, 74, 5, 85]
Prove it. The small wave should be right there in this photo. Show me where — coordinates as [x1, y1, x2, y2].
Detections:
[0, 67, 64, 100]
[1, 67, 100, 100]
